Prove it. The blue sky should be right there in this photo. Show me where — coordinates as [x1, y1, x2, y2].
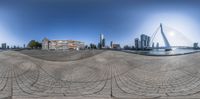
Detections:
[0, 0, 200, 47]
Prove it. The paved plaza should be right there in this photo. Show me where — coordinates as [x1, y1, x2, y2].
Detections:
[0, 50, 200, 99]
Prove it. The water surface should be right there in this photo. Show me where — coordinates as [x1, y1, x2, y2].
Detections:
[125, 48, 200, 56]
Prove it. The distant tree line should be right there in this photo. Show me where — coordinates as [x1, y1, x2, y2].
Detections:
[84, 43, 97, 49]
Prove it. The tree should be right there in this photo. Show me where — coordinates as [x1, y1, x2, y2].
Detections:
[90, 43, 97, 49]
[28, 40, 42, 49]
[85, 45, 88, 49]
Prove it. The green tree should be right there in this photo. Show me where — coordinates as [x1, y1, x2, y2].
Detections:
[28, 40, 42, 49]
[90, 43, 97, 49]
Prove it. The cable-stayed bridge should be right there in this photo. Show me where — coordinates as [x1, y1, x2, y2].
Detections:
[150, 23, 193, 51]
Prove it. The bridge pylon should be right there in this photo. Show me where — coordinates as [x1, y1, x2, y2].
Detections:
[160, 23, 172, 51]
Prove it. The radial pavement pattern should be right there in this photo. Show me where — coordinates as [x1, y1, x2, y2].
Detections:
[0, 50, 200, 98]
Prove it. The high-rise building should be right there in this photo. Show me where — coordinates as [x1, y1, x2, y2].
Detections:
[110, 41, 113, 48]
[194, 43, 199, 49]
[141, 34, 145, 49]
[23, 44, 26, 48]
[100, 34, 105, 48]
[102, 38, 105, 47]
[135, 38, 139, 49]
[152, 42, 155, 48]
[156, 42, 159, 49]
[138, 40, 141, 49]
[1, 43, 6, 49]
[140, 34, 151, 49]
[147, 36, 150, 47]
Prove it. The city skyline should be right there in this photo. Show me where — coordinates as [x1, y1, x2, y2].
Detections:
[0, 0, 200, 47]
